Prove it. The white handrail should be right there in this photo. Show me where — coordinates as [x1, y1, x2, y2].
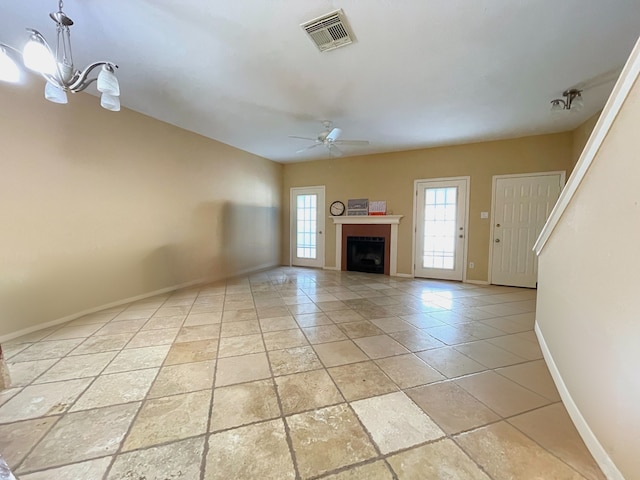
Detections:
[534, 36, 640, 255]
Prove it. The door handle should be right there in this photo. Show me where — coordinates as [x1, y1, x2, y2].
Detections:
[495, 239, 500, 243]
[319, 231, 323, 234]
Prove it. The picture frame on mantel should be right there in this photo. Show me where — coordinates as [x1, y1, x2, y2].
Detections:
[347, 198, 368, 216]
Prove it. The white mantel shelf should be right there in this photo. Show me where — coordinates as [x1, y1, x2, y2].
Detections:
[330, 215, 404, 276]
[330, 215, 403, 225]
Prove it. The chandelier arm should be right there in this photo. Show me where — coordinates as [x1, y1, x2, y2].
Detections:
[67, 61, 117, 92]
[0, 42, 23, 58]
[72, 77, 96, 92]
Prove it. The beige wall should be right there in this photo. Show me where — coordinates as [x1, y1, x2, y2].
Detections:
[282, 133, 573, 281]
[536, 78, 640, 478]
[0, 78, 282, 338]
[572, 110, 602, 168]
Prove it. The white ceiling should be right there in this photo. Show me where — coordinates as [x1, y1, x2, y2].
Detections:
[2, 1, 640, 163]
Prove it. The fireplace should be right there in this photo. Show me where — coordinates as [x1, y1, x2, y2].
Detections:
[341, 223, 391, 275]
[347, 236, 385, 274]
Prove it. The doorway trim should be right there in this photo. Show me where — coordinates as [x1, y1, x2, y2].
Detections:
[412, 176, 470, 281]
[488, 171, 566, 285]
[289, 185, 326, 268]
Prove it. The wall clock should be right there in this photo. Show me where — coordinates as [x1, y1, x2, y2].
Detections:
[330, 200, 346, 216]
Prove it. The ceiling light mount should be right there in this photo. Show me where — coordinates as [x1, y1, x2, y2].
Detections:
[550, 88, 584, 112]
[0, 0, 121, 111]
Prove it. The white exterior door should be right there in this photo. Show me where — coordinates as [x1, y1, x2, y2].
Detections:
[491, 173, 563, 288]
[290, 186, 325, 268]
[415, 178, 469, 281]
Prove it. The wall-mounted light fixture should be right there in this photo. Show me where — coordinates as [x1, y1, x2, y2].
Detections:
[0, 0, 120, 111]
[550, 88, 584, 112]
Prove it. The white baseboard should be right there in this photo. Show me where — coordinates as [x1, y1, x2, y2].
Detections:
[323, 266, 340, 271]
[465, 279, 490, 285]
[535, 322, 623, 480]
[0, 263, 280, 344]
[394, 273, 413, 278]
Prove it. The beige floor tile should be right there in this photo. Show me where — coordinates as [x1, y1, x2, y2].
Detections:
[313, 340, 368, 367]
[0, 417, 58, 468]
[370, 317, 415, 333]
[323, 461, 394, 479]
[275, 369, 344, 414]
[33, 351, 116, 384]
[263, 328, 309, 350]
[303, 325, 348, 344]
[268, 346, 323, 376]
[224, 299, 256, 311]
[155, 306, 191, 317]
[205, 419, 295, 479]
[215, 352, 271, 387]
[2, 343, 31, 360]
[5, 359, 57, 386]
[424, 325, 480, 345]
[455, 422, 584, 480]
[210, 379, 280, 431]
[260, 315, 299, 332]
[184, 311, 222, 326]
[509, 403, 605, 480]
[19, 403, 139, 473]
[69, 332, 134, 355]
[477, 303, 528, 317]
[481, 316, 533, 334]
[257, 305, 292, 318]
[416, 346, 486, 378]
[487, 334, 543, 360]
[455, 371, 550, 417]
[376, 354, 444, 388]
[108, 437, 204, 480]
[287, 404, 377, 478]
[316, 300, 348, 312]
[400, 313, 447, 329]
[104, 345, 170, 373]
[326, 310, 366, 324]
[218, 333, 264, 357]
[222, 309, 258, 322]
[142, 314, 186, 330]
[389, 329, 445, 352]
[0, 388, 20, 408]
[95, 319, 146, 336]
[175, 324, 220, 343]
[337, 321, 384, 339]
[0, 378, 91, 423]
[354, 334, 410, 359]
[219, 320, 261, 338]
[496, 359, 561, 401]
[352, 391, 444, 454]
[71, 368, 158, 411]
[125, 327, 179, 349]
[164, 339, 218, 365]
[407, 381, 500, 434]
[328, 361, 398, 401]
[148, 360, 215, 397]
[388, 439, 491, 479]
[294, 312, 333, 327]
[123, 390, 210, 450]
[113, 309, 157, 321]
[20, 457, 112, 480]
[454, 340, 526, 369]
[43, 324, 103, 341]
[9, 339, 84, 362]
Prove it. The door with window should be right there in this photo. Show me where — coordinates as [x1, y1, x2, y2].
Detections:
[491, 173, 563, 288]
[290, 186, 325, 268]
[415, 178, 469, 281]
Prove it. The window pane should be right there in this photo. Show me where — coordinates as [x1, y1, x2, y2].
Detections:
[422, 187, 457, 270]
[296, 194, 317, 259]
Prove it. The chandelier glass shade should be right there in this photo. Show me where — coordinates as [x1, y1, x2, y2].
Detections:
[550, 88, 584, 112]
[0, 0, 120, 111]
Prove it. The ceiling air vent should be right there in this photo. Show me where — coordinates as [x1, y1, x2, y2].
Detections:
[301, 9, 354, 52]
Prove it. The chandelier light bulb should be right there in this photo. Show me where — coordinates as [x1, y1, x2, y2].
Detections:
[100, 92, 120, 111]
[23, 35, 56, 75]
[44, 81, 68, 104]
[571, 93, 584, 112]
[97, 65, 120, 96]
[0, 47, 20, 83]
[550, 100, 564, 112]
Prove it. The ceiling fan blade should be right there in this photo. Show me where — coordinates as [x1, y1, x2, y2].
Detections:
[289, 135, 317, 141]
[334, 140, 370, 146]
[296, 144, 320, 153]
[328, 144, 343, 157]
[326, 127, 342, 142]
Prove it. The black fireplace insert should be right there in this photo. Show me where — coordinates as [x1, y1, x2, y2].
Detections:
[346, 236, 385, 274]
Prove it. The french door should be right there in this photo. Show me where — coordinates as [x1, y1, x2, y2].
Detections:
[490, 172, 564, 288]
[290, 186, 325, 268]
[414, 178, 469, 281]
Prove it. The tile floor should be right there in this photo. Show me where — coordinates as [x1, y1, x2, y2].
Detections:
[0, 268, 605, 479]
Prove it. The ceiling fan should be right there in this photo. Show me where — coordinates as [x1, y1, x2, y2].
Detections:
[289, 121, 369, 157]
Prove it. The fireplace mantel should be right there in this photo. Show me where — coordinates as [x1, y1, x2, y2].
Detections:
[330, 215, 403, 276]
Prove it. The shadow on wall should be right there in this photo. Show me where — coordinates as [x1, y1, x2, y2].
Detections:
[0, 202, 279, 339]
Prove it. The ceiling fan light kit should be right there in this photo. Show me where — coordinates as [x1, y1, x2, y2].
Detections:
[550, 88, 584, 112]
[0, 0, 121, 111]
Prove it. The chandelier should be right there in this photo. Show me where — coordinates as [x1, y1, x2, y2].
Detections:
[550, 88, 584, 112]
[0, 0, 120, 111]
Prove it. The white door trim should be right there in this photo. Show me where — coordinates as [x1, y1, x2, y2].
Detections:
[488, 171, 565, 285]
[412, 176, 470, 281]
[290, 186, 326, 268]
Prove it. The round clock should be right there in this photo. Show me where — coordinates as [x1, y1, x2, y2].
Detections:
[330, 200, 346, 216]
